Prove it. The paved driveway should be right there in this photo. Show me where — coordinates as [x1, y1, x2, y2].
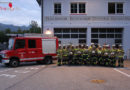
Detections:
[0, 61, 129, 90]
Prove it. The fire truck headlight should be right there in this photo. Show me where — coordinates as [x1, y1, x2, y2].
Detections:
[1, 54, 8, 58]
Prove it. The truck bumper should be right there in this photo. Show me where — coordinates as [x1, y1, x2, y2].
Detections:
[2, 59, 10, 64]
[0, 55, 9, 64]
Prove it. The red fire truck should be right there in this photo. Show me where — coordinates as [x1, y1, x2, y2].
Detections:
[0, 36, 58, 67]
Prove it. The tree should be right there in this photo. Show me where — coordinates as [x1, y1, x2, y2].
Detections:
[30, 20, 38, 28]
[29, 20, 41, 33]
[17, 27, 23, 34]
[0, 31, 8, 43]
[5, 28, 11, 34]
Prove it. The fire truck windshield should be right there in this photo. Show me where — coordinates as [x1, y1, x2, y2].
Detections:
[8, 38, 15, 50]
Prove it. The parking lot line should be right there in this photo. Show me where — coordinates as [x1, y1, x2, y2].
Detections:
[114, 68, 130, 78]
[0, 74, 16, 78]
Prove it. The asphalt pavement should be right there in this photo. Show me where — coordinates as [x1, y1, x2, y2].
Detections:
[0, 61, 130, 90]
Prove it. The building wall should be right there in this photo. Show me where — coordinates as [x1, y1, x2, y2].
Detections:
[43, 0, 130, 16]
[43, 0, 130, 29]
[124, 26, 130, 58]
[42, 0, 130, 58]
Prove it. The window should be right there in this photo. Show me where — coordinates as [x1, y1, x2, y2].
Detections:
[99, 34, 106, 38]
[108, 3, 115, 14]
[54, 28, 62, 33]
[71, 28, 78, 33]
[71, 3, 77, 13]
[63, 28, 70, 33]
[63, 34, 70, 38]
[107, 34, 114, 38]
[92, 34, 98, 38]
[92, 28, 98, 33]
[54, 34, 62, 38]
[115, 39, 122, 43]
[54, 3, 61, 14]
[79, 3, 86, 13]
[54, 28, 87, 40]
[115, 34, 122, 38]
[91, 39, 98, 43]
[28, 40, 36, 48]
[108, 3, 123, 14]
[71, 3, 86, 14]
[115, 28, 123, 33]
[91, 28, 123, 45]
[117, 3, 123, 13]
[79, 39, 86, 44]
[99, 28, 106, 33]
[79, 28, 86, 33]
[107, 28, 115, 33]
[79, 34, 86, 38]
[15, 39, 25, 49]
[71, 34, 78, 38]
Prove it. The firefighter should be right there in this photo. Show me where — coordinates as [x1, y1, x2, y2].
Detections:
[77, 50, 82, 65]
[101, 44, 107, 66]
[109, 51, 116, 67]
[82, 45, 89, 65]
[80, 44, 84, 65]
[90, 45, 97, 65]
[73, 45, 79, 65]
[89, 43, 93, 65]
[97, 45, 102, 65]
[104, 45, 110, 66]
[62, 45, 68, 65]
[89, 43, 94, 50]
[65, 45, 70, 65]
[80, 44, 84, 53]
[75, 45, 82, 65]
[73, 45, 81, 65]
[117, 45, 124, 67]
[57, 45, 62, 66]
[68, 45, 74, 65]
[110, 45, 117, 67]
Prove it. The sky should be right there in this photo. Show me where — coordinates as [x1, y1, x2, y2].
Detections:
[0, 0, 41, 26]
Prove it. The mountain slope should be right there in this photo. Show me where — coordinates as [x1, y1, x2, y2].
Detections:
[0, 23, 30, 31]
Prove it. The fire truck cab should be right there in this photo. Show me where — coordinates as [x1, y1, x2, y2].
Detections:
[0, 36, 58, 67]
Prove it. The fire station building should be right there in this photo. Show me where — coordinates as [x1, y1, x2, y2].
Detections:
[37, 0, 130, 58]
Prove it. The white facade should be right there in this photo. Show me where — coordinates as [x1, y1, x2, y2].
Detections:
[41, 0, 130, 58]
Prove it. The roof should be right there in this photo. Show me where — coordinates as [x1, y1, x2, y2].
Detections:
[36, 0, 41, 6]
[15, 37, 58, 40]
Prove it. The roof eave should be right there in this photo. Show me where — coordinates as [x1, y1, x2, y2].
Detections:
[36, 0, 41, 6]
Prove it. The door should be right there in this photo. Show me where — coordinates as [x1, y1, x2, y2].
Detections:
[26, 39, 41, 61]
[42, 39, 56, 54]
[14, 39, 27, 60]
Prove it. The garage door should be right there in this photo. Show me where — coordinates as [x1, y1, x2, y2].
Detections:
[91, 28, 123, 46]
[54, 28, 87, 45]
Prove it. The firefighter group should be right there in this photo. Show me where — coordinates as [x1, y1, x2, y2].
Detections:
[57, 43, 124, 67]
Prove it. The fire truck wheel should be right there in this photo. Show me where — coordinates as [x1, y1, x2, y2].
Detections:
[9, 59, 19, 67]
[45, 57, 52, 64]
